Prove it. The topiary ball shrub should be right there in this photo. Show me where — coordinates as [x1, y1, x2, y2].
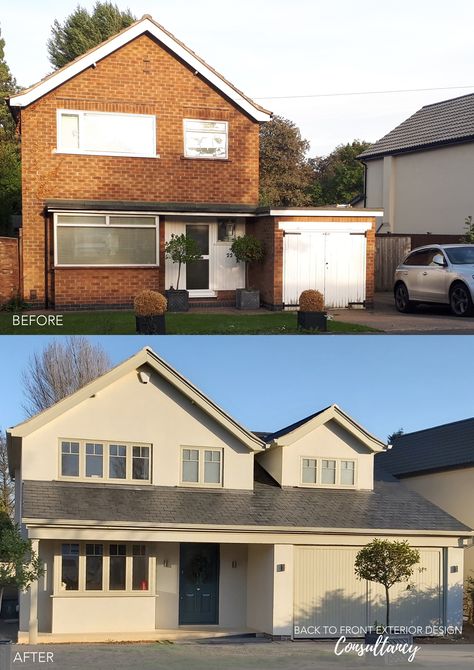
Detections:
[299, 290, 325, 312]
[134, 290, 167, 335]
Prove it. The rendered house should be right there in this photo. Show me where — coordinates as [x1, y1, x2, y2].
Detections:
[6, 347, 470, 643]
[7, 15, 380, 311]
[358, 93, 474, 236]
[377, 418, 474, 582]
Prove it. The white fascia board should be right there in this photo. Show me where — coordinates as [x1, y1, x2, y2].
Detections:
[269, 209, 383, 217]
[278, 220, 372, 233]
[9, 19, 271, 123]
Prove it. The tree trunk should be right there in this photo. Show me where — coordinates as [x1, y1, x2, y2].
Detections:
[245, 262, 249, 290]
[385, 585, 390, 629]
[176, 261, 182, 290]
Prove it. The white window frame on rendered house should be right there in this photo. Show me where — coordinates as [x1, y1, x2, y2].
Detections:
[53, 212, 160, 268]
[56, 109, 158, 158]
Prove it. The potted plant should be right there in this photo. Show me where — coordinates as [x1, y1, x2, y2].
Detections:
[354, 538, 421, 645]
[164, 234, 202, 312]
[228, 235, 265, 310]
[134, 290, 167, 335]
[297, 290, 327, 331]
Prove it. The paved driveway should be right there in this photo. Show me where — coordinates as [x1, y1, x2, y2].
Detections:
[329, 293, 474, 333]
[5, 640, 474, 670]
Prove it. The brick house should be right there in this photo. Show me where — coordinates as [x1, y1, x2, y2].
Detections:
[8, 15, 380, 310]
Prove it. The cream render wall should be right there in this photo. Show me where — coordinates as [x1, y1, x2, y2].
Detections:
[257, 420, 374, 490]
[246, 545, 274, 634]
[365, 143, 474, 234]
[20, 364, 255, 490]
[396, 469, 474, 580]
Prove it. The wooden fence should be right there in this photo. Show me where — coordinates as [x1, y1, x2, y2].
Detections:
[375, 235, 411, 292]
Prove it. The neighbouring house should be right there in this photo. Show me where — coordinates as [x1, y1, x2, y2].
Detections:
[358, 93, 474, 239]
[7, 14, 380, 311]
[6, 347, 471, 643]
[377, 418, 474, 583]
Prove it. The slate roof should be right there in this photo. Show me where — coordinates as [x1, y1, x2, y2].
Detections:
[377, 417, 474, 477]
[21, 464, 470, 532]
[358, 93, 474, 160]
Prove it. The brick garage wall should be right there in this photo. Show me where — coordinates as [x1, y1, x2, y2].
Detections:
[247, 217, 283, 309]
[20, 33, 261, 307]
[0, 237, 20, 304]
[249, 216, 376, 309]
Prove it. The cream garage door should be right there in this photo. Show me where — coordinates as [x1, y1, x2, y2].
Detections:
[293, 547, 443, 638]
[281, 222, 369, 309]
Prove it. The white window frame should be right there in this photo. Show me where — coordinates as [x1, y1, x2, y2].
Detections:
[183, 119, 228, 160]
[53, 212, 160, 268]
[300, 457, 357, 488]
[56, 109, 158, 158]
[180, 446, 223, 487]
[56, 542, 153, 596]
[58, 439, 152, 484]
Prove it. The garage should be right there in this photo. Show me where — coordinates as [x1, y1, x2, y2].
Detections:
[280, 220, 372, 309]
[293, 546, 443, 638]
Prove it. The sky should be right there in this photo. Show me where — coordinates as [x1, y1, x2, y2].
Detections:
[0, 335, 472, 442]
[2, 0, 474, 154]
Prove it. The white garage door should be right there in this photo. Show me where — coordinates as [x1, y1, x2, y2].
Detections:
[281, 224, 368, 309]
[293, 547, 443, 638]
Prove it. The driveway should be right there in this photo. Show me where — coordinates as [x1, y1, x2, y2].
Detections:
[329, 293, 474, 334]
[4, 639, 474, 670]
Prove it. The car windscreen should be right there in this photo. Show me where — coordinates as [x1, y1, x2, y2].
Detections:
[444, 247, 474, 264]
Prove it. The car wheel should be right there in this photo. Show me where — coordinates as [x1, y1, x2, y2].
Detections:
[394, 283, 413, 313]
[449, 283, 473, 317]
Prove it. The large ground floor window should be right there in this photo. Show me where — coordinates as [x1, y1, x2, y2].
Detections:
[54, 212, 159, 267]
[59, 542, 151, 594]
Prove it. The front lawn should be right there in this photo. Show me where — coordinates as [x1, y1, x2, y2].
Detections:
[0, 311, 379, 335]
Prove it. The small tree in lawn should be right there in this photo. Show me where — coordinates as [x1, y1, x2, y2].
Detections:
[164, 234, 202, 290]
[0, 512, 43, 615]
[354, 539, 420, 628]
[228, 235, 265, 290]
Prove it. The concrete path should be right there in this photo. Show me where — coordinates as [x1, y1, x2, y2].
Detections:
[329, 293, 474, 333]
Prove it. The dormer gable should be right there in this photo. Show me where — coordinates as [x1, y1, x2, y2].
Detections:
[256, 405, 386, 491]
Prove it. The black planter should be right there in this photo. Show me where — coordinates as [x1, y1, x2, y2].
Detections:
[135, 314, 166, 335]
[236, 288, 260, 310]
[297, 311, 327, 332]
[165, 289, 189, 312]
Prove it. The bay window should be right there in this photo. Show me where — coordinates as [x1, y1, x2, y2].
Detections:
[54, 213, 159, 267]
[85, 544, 103, 590]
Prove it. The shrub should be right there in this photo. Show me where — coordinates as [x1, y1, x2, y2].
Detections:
[299, 289, 325, 312]
[134, 290, 167, 316]
[164, 234, 202, 289]
[0, 293, 29, 312]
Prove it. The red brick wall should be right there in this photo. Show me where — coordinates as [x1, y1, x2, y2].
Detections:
[249, 216, 376, 309]
[20, 33, 260, 306]
[0, 237, 20, 304]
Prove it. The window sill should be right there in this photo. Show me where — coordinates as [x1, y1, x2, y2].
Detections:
[52, 592, 154, 598]
[54, 265, 159, 270]
[53, 150, 160, 159]
[180, 155, 231, 162]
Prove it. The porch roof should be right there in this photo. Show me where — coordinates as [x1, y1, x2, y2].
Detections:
[21, 464, 470, 533]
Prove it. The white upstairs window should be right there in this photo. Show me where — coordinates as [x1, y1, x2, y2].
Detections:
[183, 119, 228, 159]
[57, 110, 157, 157]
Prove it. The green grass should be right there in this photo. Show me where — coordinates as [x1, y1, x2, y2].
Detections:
[0, 311, 379, 335]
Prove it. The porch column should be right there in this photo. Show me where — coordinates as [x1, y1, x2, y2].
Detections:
[445, 547, 464, 629]
[272, 544, 294, 638]
[28, 539, 39, 643]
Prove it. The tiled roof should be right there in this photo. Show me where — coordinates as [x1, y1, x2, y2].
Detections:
[22, 464, 470, 532]
[358, 93, 474, 159]
[377, 417, 474, 477]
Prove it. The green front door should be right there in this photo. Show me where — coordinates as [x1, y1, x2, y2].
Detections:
[179, 543, 219, 625]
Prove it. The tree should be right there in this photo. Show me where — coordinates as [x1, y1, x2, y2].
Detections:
[22, 337, 111, 417]
[0, 512, 43, 615]
[310, 140, 371, 206]
[164, 234, 202, 290]
[228, 235, 265, 290]
[259, 115, 313, 207]
[47, 2, 136, 70]
[387, 428, 404, 444]
[0, 431, 14, 518]
[0, 26, 21, 235]
[354, 539, 420, 627]
[461, 215, 474, 243]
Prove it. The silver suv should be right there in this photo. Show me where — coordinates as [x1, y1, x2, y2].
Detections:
[394, 244, 474, 316]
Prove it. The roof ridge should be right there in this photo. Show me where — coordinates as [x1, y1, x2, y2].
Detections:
[421, 91, 474, 109]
